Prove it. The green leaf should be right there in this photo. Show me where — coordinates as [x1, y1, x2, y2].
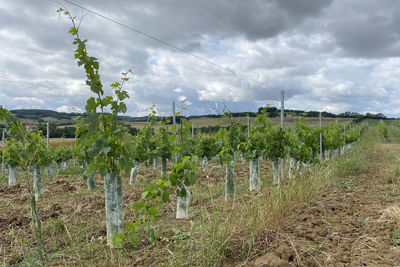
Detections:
[147, 207, 158, 216]
[141, 191, 149, 199]
[69, 27, 78, 36]
[111, 82, 120, 88]
[132, 201, 145, 212]
[102, 146, 111, 153]
[127, 231, 140, 246]
[86, 97, 97, 113]
[149, 229, 157, 245]
[112, 233, 126, 248]
[119, 157, 131, 173]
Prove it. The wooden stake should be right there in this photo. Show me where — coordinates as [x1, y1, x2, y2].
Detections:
[320, 112, 323, 162]
[247, 115, 250, 137]
[1, 130, 4, 178]
[172, 102, 177, 162]
[46, 122, 49, 149]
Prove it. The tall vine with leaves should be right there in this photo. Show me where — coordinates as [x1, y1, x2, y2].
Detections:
[59, 7, 135, 246]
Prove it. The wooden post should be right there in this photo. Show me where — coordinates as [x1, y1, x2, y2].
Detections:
[319, 112, 323, 162]
[172, 102, 176, 125]
[343, 122, 346, 152]
[192, 124, 194, 138]
[280, 90, 285, 183]
[46, 122, 49, 149]
[1, 130, 4, 178]
[247, 115, 250, 137]
[172, 102, 177, 162]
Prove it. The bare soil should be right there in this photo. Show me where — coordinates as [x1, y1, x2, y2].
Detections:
[253, 143, 400, 266]
[2, 130, 399, 266]
[0, 159, 263, 265]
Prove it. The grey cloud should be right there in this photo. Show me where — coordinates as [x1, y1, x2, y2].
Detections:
[2, 0, 400, 117]
[314, 0, 400, 58]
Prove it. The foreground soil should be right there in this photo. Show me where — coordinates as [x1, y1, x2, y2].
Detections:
[1, 128, 400, 266]
[253, 143, 400, 266]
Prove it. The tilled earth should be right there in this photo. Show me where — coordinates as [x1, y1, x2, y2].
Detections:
[0, 159, 266, 265]
[254, 144, 400, 266]
[2, 141, 400, 266]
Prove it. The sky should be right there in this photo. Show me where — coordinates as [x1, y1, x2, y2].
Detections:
[1, 0, 400, 117]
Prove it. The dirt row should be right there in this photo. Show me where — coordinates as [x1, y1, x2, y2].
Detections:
[252, 144, 400, 266]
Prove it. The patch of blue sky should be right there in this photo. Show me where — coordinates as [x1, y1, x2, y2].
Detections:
[204, 39, 230, 57]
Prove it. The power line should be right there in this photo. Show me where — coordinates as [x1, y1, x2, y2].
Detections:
[0, 78, 69, 91]
[61, 0, 267, 87]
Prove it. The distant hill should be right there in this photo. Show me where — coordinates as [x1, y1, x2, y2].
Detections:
[0, 108, 389, 138]
[11, 109, 76, 122]
[8, 108, 388, 126]
[9, 109, 149, 125]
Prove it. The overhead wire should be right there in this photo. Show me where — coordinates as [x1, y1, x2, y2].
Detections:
[61, 0, 268, 88]
[0, 77, 70, 91]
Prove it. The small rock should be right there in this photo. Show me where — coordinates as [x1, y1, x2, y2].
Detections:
[319, 228, 329, 237]
[276, 244, 294, 261]
[253, 253, 290, 267]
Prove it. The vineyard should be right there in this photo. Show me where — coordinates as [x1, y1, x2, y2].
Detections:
[1, 7, 400, 267]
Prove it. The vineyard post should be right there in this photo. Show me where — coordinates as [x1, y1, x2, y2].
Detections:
[1, 130, 4, 178]
[172, 102, 176, 125]
[46, 121, 49, 149]
[192, 124, 194, 138]
[320, 112, 323, 162]
[172, 102, 177, 162]
[343, 122, 346, 152]
[45, 121, 54, 180]
[247, 115, 250, 137]
[280, 90, 285, 183]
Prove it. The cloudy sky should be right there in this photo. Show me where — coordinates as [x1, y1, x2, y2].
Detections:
[1, 0, 400, 117]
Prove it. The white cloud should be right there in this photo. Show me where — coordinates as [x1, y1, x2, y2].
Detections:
[14, 97, 44, 105]
[56, 105, 83, 113]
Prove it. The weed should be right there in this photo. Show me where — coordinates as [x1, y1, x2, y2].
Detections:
[43, 218, 65, 237]
[388, 191, 400, 197]
[392, 228, 400, 246]
[312, 242, 324, 250]
[57, 166, 84, 176]
[337, 179, 358, 192]
[395, 167, 400, 178]
[326, 213, 333, 223]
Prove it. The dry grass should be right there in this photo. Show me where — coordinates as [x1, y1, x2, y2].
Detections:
[381, 206, 400, 226]
[48, 138, 75, 148]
